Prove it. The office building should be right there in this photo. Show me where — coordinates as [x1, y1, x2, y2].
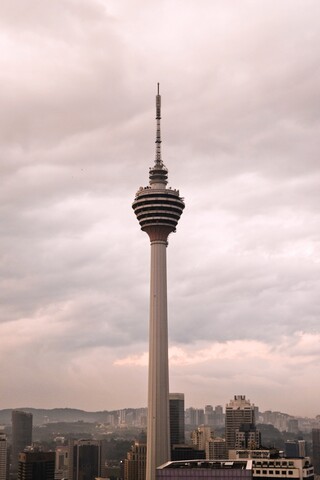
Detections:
[132, 84, 185, 480]
[312, 429, 320, 475]
[169, 393, 185, 449]
[156, 460, 253, 480]
[124, 442, 147, 480]
[68, 439, 101, 480]
[225, 396, 256, 453]
[11, 411, 33, 472]
[0, 433, 7, 480]
[18, 451, 55, 480]
[285, 441, 306, 458]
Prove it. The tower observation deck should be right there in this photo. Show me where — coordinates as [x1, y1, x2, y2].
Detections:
[133, 85, 185, 243]
[132, 85, 185, 480]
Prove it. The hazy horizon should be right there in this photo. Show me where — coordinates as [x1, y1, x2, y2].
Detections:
[1, 0, 320, 417]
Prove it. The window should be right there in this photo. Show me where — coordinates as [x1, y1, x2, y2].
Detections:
[288, 472, 293, 475]
[276, 471, 280, 475]
[256, 470, 261, 474]
[263, 470, 267, 474]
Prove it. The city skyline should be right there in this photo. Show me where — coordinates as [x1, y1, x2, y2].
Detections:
[1, 0, 320, 416]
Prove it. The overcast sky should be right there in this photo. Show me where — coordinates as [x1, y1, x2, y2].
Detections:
[1, 0, 320, 417]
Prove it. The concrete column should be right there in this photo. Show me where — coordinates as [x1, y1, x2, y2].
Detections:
[146, 240, 170, 480]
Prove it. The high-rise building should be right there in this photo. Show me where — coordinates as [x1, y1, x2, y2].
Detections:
[0, 433, 7, 480]
[132, 84, 185, 480]
[18, 451, 55, 480]
[124, 442, 147, 480]
[169, 393, 185, 449]
[157, 460, 253, 480]
[285, 440, 306, 458]
[225, 396, 255, 453]
[312, 428, 320, 474]
[68, 439, 101, 480]
[11, 411, 33, 472]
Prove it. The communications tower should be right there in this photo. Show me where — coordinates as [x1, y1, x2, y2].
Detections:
[132, 84, 185, 480]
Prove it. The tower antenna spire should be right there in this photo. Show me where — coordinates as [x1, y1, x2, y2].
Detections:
[155, 82, 161, 164]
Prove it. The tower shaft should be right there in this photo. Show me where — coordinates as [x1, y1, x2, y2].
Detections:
[147, 240, 170, 480]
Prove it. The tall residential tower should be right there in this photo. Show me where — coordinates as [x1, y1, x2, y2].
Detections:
[132, 85, 185, 480]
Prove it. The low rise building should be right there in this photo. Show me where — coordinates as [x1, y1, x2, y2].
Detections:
[157, 460, 252, 480]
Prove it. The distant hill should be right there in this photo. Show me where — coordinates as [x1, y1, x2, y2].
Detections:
[0, 408, 117, 426]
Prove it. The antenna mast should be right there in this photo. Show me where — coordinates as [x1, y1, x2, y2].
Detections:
[155, 83, 161, 164]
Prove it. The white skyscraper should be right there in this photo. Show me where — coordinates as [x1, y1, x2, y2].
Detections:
[132, 85, 185, 480]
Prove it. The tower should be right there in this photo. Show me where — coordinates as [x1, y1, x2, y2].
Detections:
[132, 85, 185, 480]
[225, 396, 255, 454]
[11, 411, 33, 473]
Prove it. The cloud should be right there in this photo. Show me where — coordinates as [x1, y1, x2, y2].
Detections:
[1, 0, 320, 415]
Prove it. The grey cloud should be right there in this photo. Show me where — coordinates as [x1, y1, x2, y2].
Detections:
[1, 0, 320, 414]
